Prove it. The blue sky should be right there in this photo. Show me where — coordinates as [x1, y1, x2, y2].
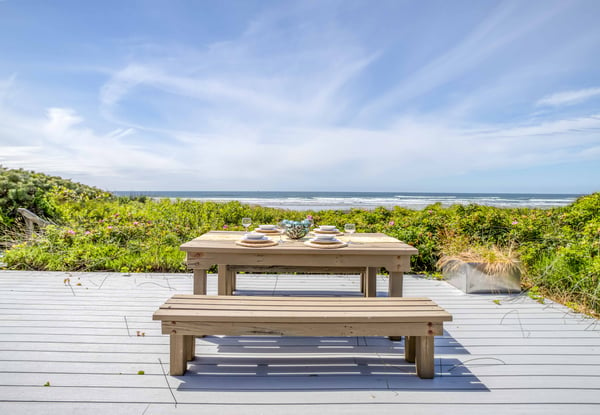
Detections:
[1, 0, 599, 193]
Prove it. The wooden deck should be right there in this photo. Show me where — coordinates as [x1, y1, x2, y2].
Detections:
[0, 270, 599, 414]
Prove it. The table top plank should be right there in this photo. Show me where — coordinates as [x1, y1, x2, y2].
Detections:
[181, 231, 418, 255]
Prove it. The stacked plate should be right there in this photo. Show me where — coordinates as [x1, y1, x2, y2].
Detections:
[313, 225, 342, 235]
[306, 233, 345, 247]
[236, 233, 277, 247]
[254, 224, 282, 234]
[313, 233, 338, 241]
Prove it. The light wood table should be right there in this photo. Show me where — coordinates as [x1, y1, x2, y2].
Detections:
[181, 231, 418, 298]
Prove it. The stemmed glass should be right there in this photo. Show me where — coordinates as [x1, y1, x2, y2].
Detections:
[278, 220, 287, 244]
[306, 216, 314, 230]
[242, 217, 252, 233]
[344, 223, 356, 244]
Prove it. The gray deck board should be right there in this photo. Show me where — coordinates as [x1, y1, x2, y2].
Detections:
[0, 270, 599, 414]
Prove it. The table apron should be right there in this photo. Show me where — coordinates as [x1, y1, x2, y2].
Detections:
[186, 252, 412, 273]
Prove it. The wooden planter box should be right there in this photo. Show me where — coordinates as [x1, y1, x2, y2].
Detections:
[442, 260, 521, 294]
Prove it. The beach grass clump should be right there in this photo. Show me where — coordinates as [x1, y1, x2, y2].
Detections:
[436, 245, 522, 276]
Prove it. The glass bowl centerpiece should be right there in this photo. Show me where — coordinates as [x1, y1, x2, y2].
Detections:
[281, 219, 311, 239]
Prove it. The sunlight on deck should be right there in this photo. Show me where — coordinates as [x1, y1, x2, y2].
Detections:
[0, 271, 599, 414]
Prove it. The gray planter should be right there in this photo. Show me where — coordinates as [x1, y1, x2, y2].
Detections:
[442, 260, 521, 294]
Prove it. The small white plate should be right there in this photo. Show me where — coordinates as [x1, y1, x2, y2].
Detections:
[258, 225, 277, 230]
[310, 238, 340, 244]
[318, 225, 337, 231]
[314, 234, 336, 240]
[244, 233, 266, 240]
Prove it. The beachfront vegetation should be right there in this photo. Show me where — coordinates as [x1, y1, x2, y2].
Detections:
[0, 167, 598, 316]
[0, 166, 108, 227]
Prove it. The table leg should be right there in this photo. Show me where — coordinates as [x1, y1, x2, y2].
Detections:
[227, 269, 235, 295]
[404, 335, 416, 363]
[365, 267, 377, 297]
[218, 264, 228, 295]
[360, 272, 365, 294]
[389, 271, 404, 297]
[388, 271, 404, 341]
[231, 271, 237, 293]
[193, 269, 207, 295]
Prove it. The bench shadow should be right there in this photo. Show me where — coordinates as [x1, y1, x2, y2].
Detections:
[174, 335, 488, 392]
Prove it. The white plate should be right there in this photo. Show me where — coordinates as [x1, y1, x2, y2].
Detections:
[258, 225, 277, 230]
[310, 238, 340, 244]
[318, 226, 337, 231]
[313, 234, 337, 240]
[244, 233, 267, 240]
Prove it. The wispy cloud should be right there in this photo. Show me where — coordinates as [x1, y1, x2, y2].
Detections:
[356, 0, 571, 122]
[0, 74, 17, 103]
[537, 87, 600, 107]
[1, 1, 599, 192]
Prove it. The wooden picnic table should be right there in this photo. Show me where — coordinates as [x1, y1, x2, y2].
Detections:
[181, 231, 418, 297]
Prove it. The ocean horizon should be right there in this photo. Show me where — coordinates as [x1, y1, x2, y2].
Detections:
[110, 191, 585, 211]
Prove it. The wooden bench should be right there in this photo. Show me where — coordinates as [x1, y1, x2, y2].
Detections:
[153, 295, 452, 379]
[17, 207, 51, 239]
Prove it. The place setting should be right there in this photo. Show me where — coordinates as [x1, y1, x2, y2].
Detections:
[235, 218, 279, 247]
[305, 230, 347, 249]
[253, 224, 284, 235]
[311, 224, 344, 236]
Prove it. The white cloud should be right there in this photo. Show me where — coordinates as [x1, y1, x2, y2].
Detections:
[2, 97, 600, 191]
[536, 87, 600, 107]
[2, 1, 600, 192]
[0, 106, 178, 187]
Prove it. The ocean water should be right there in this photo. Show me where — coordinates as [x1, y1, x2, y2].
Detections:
[111, 191, 583, 211]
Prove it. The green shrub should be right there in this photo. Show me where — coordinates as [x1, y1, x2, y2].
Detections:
[1, 167, 598, 315]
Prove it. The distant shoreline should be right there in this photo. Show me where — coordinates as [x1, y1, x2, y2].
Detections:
[111, 190, 585, 211]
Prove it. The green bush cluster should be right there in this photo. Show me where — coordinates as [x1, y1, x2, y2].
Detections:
[0, 166, 108, 226]
[0, 167, 598, 315]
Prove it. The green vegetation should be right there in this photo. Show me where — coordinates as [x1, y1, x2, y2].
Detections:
[0, 167, 598, 316]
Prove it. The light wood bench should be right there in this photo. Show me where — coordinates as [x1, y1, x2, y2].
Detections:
[153, 295, 453, 379]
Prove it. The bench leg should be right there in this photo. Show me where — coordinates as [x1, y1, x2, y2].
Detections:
[193, 269, 207, 295]
[415, 336, 435, 379]
[404, 335, 416, 363]
[170, 334, 188, 375]
[184, 335, 196, 361]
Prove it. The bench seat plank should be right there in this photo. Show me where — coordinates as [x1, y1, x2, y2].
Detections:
[168, 295, 434, 302]
[153, 295, 452, 379]
[154, 309, 451, 323]
[160, 321, 445, 337]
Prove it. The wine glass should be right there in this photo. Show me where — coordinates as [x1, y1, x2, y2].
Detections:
[344, 223, 356, 244]
[242, 217, 252, 233]
[278, 220, 287, 244]
[306, 216, 314, 230]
